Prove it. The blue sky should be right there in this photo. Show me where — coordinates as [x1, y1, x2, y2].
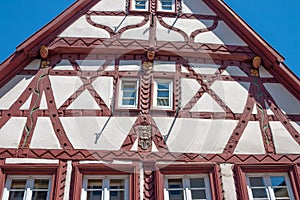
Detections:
[0, 1, 299, 77]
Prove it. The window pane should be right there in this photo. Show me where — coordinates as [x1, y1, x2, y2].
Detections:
[110, 191, 124, 200]
[169, 190, 184, 200]
[32, 191, 48, 200]
[123, 91, 136, 98]
[122, 99, 135, 105]
[87, 191, 102, 200]
[249, 177, 265, 187]
[157, 99, 169, 106]
[271, 176, 286, 186]
[251, 188, 268, 198]
[8, 191, 25, 200]
[191, 189, 206, 199]
[10, 179, 26, 189]
[190, 178, 205, 188]
[158, 83, 169, 90]
[273, 188, 289, 198]
[135, 0, 146, 9]
[110, 179, 125, 190]
[87, 179, 102, 190]
[168, 179, 183, 189]
[157, 91, 169, 98]
[34, 179, 49, 189]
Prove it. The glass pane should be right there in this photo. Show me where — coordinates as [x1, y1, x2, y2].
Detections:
[10, 179, 26, 189]
[110, 179, 125, 190]
[157, 83, 169, 90]
[191, 189, 206, 199]
[110, 191, 124, 200]
[87, 179, 102, 190]
[157, 99, 169, 106]
[273, 187, 289, 198]
[87, 191, 102, 200]
[251, 188, 268, 198]
[123, 91, 136, 98]
[8, 191, 25, 200]
[249, 177, 265, 187]
[271, 176, 286, 186]
[122, 99, 135, 105]
[32, 191, 48, 200]
[34, 179, 49, 189]
[169, 190, 183, 200]
[168, 179, 183, 189]
[190, 178, 205, 188]
[157, 91, 169, 97]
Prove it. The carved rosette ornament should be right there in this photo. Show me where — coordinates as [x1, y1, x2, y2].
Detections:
[251, 56, 261, 77]
[138, 125, 152, 150]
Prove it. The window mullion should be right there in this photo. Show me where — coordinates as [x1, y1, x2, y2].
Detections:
[25, 178, 34, 200]
[103, 177, 109, 200]
[183, 176, 190, 200]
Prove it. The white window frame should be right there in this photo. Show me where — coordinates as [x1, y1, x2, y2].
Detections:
[153, 79, 173, 110]
[131, 0, 149, 11]
[246, 173, 295, 200]
[164, 174, 212, 200]
[157, 0, 176, 12]
[118, 79, 139, 108]
[2, 175, 52, 200]
[81, 175, 129, 200]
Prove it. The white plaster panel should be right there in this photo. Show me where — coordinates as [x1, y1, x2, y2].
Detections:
[291, 121, 300, 134]
[220, 164, 237, 200]
[191, 93, 225, 112]
[222, 66, 248, 77]
[252, 103, 257, 115]
[119, 60, 141, 71]
[234, 121, 265, 154]
[156, 19, 185, 42]
[265, 100, 274, 115]
[259, 66, 273, 77]
[39, 91, 48, 110]
[0, 75, 34, 109]
[162, 18, 213, 36]
[63, 161, 72, 200]
[49, 76, 83, 108]
[92, 77, 114, 108]
[188, 63, 220, 74]
[166, 119, 238, 153]
[121, 21, 150, 40]
[60, 117, 136, 150]
[195, 21, 247, 46]
[0, 117, 27, 148]
[181, 0, 216, 15]
[67, 90, 101, 110]
[59, 16, 110, 38]
[30, 117, 61, 149]
[210, 81, 250, 113]
[181, 78, 201, 108]
[53, 60, 74, 70]
[152, 142, 158, 152]
[153, 61, 176, 72]
[91, 16, 144, 33]
[90, 0, 125, 12]
[76, 60, 114, 71]
[130, 140, 138, 151]
[5, 158, 59, 164]
[24, 59, 41, 70]
[270, 122, 300, 154]
[264, 83, 300, 114]
[181, 66, 189, 73]
[153, 117, 174, 138]
[19, 94, 32, 110]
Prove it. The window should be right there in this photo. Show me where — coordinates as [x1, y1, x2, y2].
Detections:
[131, 0, 149, 11]
[246, 173, 295, 200]
[157, 0, 175, 12]
[82, 175, 129, 200]
[153, 79, 173, 109]
[164, 175, 212, 200]
[2, 175, 51, 200]
[119, 79, 139, 108]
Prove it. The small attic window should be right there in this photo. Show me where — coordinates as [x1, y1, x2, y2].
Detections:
[157, 0, 175, 12]
[131, 0, 149, 11]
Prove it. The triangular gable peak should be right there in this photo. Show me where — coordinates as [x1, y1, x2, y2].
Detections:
[0, 0, 299, 159]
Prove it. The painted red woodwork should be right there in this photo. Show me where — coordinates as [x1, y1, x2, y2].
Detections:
[234, 164, 300, 200]
[71, 163, 139, 200]
[155, 163, 223, 200]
